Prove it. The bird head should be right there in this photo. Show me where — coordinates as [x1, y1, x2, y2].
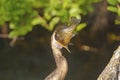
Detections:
[53, 17, 81, 52]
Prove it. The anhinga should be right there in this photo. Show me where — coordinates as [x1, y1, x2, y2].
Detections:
[45, 17, 80, 80]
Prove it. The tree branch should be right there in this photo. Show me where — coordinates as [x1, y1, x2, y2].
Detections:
[97, 45, 120, 80]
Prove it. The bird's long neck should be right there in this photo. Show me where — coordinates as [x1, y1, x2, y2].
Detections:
[52, 32, 68, 79]
[45, 32, 68, 80]
[52, 43, 67, 68]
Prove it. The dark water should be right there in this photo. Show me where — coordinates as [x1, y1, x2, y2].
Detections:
[0, 26, 119, 80]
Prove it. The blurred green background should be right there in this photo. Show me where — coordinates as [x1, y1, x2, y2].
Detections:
[0, 0, 120, 80]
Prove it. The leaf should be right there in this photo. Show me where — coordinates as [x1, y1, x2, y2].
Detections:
[76, 22, 86, 32]
[32, 17, 48, 27]
[115, 19, 120, 24]
[117, 7, 120, 16]
[9, 22, 15, 29]
[44, 12, 51, 20]
[69, 8, 80, 17]
[117, 0, 120, 3]
[9, 30, 19, 38]
[107, 0, 118, 5]
[48, 17, 60, 31]
[107, 6, 118, 12]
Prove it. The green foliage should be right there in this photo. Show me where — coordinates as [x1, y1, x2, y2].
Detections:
[0, 0, 38, 38]
[0, 0, 101, 38]
[107, 0, 120, 24]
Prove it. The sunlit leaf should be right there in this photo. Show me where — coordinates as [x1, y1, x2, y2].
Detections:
[69, 8, 80, 17]
[107, 0, 118, 5]
[76, 22, 87, 32]
[115, 19, 120, 24]
[9, 23, 15, 29]
[44, 12, 51, 20]
[107, 6, 118, 12]
[117, 7, 120, 16]
[48, 17, 60, 31]
[9, 30, 19, 38]
[118, 0, 120, 2]
[32, 17, 48, 27]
